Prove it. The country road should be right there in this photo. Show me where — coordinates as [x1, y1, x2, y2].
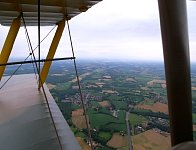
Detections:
[126, 108, 133, 150]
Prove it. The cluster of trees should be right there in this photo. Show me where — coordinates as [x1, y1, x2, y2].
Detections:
[83, 128, 115, 149]
[192, 101, 196, 113]
[57, 101, 72, 120]
[148, 122, 170, 132]
[131, 109, 169, 119]
[46, 75, 71, 84]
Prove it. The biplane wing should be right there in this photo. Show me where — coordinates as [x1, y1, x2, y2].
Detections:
[0, 1, 102, 150]
[0, 0, 101, 26]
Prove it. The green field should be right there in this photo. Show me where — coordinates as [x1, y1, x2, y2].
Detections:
[134, 76, 152, 85]
[140, 99, 155, 105]
[107, 95, 122, 101]
[91, 101, 101, 107]
[5, 60, 176, 149]
[71, 104, 81, 111]
[56, 82, 72, 90]
[132, 108, 151, 113]
[98, 131, 112, 141]
[129, 113, 148, 125]
[89, 113, 120, 128]
[193, 113, 196, 124]
[75, 131, 87, 138]
[118, 146, 129, 150]
[104, 123, 127, 132]
[70, 126, 78, 134]
[111, 100, 127, 110]
[88, 111, 125, 129]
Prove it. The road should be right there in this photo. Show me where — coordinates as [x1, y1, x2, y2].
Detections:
[126, 108, 133, 150]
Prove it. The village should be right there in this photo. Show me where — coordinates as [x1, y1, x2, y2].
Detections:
[46, 61, 173, 150]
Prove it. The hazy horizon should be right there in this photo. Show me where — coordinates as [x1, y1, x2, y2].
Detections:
[1, 0, 196, 62]
[7, 57, 196, 66]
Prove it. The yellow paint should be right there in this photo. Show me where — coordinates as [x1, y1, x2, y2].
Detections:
[39, 19, 65, 88]
[0, 17, 21, 80]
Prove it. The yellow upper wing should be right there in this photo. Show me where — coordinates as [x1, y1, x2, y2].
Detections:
[0, 0, 102, 26]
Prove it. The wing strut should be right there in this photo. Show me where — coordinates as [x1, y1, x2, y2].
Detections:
[39, 19, 65, 89]
[0, 17, 21, 80]
[158, 0, 193, 146]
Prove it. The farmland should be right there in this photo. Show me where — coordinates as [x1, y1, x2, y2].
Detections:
[118, 129, 170, 150]
[44, 60, 172, 149]
[128, 113, 148, 126]
[5, 60, 196, 149]
[135, 102, 168, 114]
[132, 129, 170, 150]
[107, 133, 128, 148]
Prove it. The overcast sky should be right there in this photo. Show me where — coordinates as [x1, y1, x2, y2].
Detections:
[0, 0, 196, 62]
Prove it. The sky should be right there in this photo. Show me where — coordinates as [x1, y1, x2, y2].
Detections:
[0, 0, 196, 62]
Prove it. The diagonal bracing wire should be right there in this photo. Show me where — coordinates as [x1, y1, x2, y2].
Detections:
[66, 19, 94, 150]
[24, 20, 38, 80]
[0, 11, 93, 150]
[21, 12, 63, 150]
[38, 0, 41, 78]
[0, 13, 62, 146]
[0, 21, 56, 90]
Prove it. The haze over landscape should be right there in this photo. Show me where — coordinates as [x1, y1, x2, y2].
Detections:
[2, 1, 196, 150]
[0, 0, 196, 62]
[4, 60, 196, 150]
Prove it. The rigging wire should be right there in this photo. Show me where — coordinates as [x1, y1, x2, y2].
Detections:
[22, 11, 63, 150]
[0, 12, 63, 150]
[66, 19, 94, 150]
[22, 15, 41, 84]
[0, 11, 94, 150]
[24, 20, 38, 80]
[0, 57, 75, 66]
[38, 0, 41, 81]
[0, 22, 56, 90]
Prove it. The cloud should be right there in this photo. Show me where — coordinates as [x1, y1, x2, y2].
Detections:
[187, 1, 196, 41]
[0, 0, 196, 62]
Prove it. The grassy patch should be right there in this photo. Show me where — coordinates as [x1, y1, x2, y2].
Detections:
[96, 146, 114, 150]
[56, 82, 72, 90]
[89, 114, 119, 128]
[89, 111, 125, 129]
[118, 146, 129, 150]
[71, 104, 81, 111]
[87, 108, 99, 114]
[98, 132, 112, 142]
[75, 131, 87, 138]
[135, 76, 152, 85]
[149, 86, 167, 95]
[192, 91, 196, 99]
[193, 113, 196, 124]
[132, 108, 151, 113]
[129, 113, 148, 125]
[111, 100, 127, 110]
[91, 101, 101, 107]
[70, 126, 77, 134]
[104, 123, 127, 132]
[108, 95, 122, 101]
[141, 100, 155, 105]
[193, 131, 196, 140]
